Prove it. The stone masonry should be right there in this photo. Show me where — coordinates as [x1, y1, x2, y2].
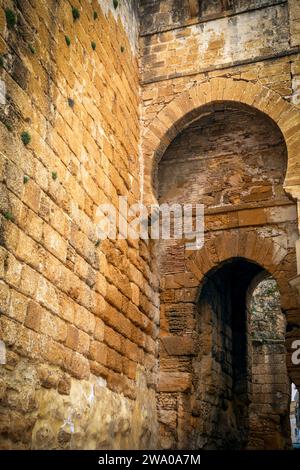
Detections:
[140, 0, 300, 449]
[0, 0, 158, 449]
[0, 0, 300, 450]
[249, 279, 290, 449]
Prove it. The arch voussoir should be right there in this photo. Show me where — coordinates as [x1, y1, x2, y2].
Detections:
[187, 232, 291, 300]
[214, 231, 239, 262]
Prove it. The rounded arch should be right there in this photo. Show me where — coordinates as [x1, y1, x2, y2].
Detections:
[194, 255, 291, 449]
[184, 230, 298, 313]
[143, 77, 300, 205]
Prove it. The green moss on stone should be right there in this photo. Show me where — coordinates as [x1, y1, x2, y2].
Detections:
[21, 131, 31, 145]
[5, 9, 16, 29]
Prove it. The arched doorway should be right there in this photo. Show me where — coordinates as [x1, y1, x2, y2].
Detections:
[156, 100, 299, 449]
[192, 258, 291, 449]
[248, 275, 290, 449]
[194, 257, 262, 449]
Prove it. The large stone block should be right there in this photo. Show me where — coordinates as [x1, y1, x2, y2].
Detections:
[158, 372, 192, 392]
[161, 336, 195, 356]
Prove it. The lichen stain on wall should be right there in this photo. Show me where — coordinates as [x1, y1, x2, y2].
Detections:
[31, 367, 157, 450]
[141, 3, 290, 81]
[97, 0, 139, 53]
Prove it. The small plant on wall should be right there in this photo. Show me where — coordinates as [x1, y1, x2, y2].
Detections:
[28, 43, 36, 54]
[5, 8, 16, 29]
[113, 0, 119, 9]
[91, 41, 96, 51]
[65, 35, 71, 47]
[21, 131, 31, 145]
[72, 7, 80, 21]
[68, 98, 75, 108]
[3, 211, 14, 221]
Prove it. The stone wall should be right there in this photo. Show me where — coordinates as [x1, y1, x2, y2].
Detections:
[249, 279, 291, 449]
[158, 104, 288, 207]
[0, 0, 300, 452]
[140, 0, 300, 120]
[0, 0, 159, 449]
[140, 0, 300, 401]
[156, 100, 298, 448]
[141, 1, 291, 83]
[140, 0, 286, 35]
[139, 1, 300, 450]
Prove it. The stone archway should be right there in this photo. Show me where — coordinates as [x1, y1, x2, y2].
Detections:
[143, 78, 300, 371]
[148, 82, 300, 448]
[142, 77, 300, 206]
[158, 233, 298, 449]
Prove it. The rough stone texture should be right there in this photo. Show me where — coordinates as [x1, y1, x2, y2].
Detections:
[248, 279, 290, 449]
[0, 0, 158, 449]
[158, 104, 288, 207]
[140, 0, 285, 35]
[141, 2, 290, 82]
[156, 101, 298, 448]
[250, 278, 285, 341]
[140, 7, 300, 442]
[0, 0, 300, 452]
[0, 360, 156, 450]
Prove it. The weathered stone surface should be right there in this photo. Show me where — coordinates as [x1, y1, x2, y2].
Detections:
[0, 0, 158, 450]
[1, 0, 300, 453]
[154, 33, 300, 449]
[161, 336, 195, 356]
[248, 279, 290, 449]
[0, 359, 157, 450]
[140, 2, 290, 82]
[158, 372, 192, 392]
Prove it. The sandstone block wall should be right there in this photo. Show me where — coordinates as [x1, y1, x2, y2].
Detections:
[156, 99, 298, 448]
[140, 0, 300, 121]
[139, 0, 300, 449]
[249, 279, 290, 449]
[0, 0, 300, 451]
[0, 0, 159, 449]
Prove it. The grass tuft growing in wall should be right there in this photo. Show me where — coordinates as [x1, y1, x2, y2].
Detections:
[23, 175, 29, 184]
[72, 7, 80, 21]
[120, 46, 125, 53]
[3, 211, 14, 221]
[93, 11, 98, 20]
[52, 171, 58, 181]
[113, 0, 119, 9]
[65, 35, 71, 47]
[21, 131, 31, 145]
[91, 41, 96, 51]
[28, 44, 36, 54]
[5, 8, 16, 29]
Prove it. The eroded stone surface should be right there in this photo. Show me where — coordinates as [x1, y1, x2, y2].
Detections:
[0, 358, 157, 450]
[1, 0, 300, 452]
